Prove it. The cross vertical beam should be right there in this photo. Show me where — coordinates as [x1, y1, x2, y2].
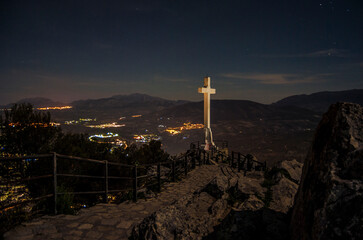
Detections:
[198, 76, 216, 150]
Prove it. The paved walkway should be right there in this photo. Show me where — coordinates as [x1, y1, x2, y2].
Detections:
[5, 165, 220, 240]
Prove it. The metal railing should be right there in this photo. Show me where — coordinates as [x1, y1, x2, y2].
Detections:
[191, 140, 267, 173]
[0, 149, 207, 215]
[0, 142, 266, 218]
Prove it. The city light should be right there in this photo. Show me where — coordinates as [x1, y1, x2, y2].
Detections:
[86, 122, 125, 129]
[133, 134, 161, 143]
[165, 122, 204, 135]
[89, 133, 119, 139]
[8, 122, 60, 128]
[88, 133, 127, 147]
[37, 106, 72, 110]
[64, 118, 96, 125]
[132, 115, 142, 118]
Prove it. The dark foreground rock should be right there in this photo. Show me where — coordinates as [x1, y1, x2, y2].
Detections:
[291, 102, 363, 240]
[130, 167, 268, 240]
[204, 208, 289, 240]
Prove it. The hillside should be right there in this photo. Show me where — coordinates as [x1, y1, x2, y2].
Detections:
[273, 89, 363, 112]
[149, 100, 318, 123]
[1, 97, 66, 108]
[64, 93, 188, 120]
[2, 90, 360, 164]
[140, 100, 320, 163]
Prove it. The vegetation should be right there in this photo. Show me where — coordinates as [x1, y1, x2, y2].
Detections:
[0, 103, 60, 156]
[0, 103, 171, 234]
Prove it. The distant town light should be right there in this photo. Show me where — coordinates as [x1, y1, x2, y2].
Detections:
[86, 122, 125, 129]
[37, 106, 72, 110]
[165, 122, 204, 135]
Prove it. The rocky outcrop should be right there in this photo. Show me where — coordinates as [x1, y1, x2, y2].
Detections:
[205, 208, 289, 240]
[130, 167, 267, 239]
[269, 177, 298, 213]
[268, 159, 303, 213]
[279, 159, 303, 183]
[291, 102, 363, 240]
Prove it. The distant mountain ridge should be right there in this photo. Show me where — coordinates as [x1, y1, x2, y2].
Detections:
[148, 100, 319, 123]
[71, 93, 188, 110]
[273, 89, 363, 112]
[69, 93, 189, 117]
[1, 97, 66, 108]
[2, 89, 362, 116]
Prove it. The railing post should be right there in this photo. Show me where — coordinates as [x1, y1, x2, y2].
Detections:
[231, 151, 234, 168]
[133, 165, 137, 202]
[53, 152, 57, 215]
[157, 162, 161, 192]
[237, 153, 241, 172]
[184, 155, 188, 176]
[172, 160, 176, 182]
[263, 161, 267, 171]
[247, 157, 252, 171]
[104, 160, 108, 203]
[198, 149, 201, 166]
[202, 150, 206, 165]
[192, 153, 196, 169]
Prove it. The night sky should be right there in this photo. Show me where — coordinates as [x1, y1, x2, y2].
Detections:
[1, 0, 362, 104]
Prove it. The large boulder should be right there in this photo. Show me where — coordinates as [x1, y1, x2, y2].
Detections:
[131, 169, 234, 239]
[269, 177, 298, 213]
[205, 208, 289, 240]
[279, 159, 303, 183]
[290, 102, 363, 240]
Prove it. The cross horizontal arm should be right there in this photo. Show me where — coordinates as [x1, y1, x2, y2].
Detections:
[198, 87, 216, 94]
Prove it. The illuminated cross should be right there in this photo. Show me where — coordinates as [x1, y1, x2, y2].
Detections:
[198, 76, 216, 150]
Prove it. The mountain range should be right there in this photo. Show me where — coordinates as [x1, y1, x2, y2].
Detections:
[273, 89, 363, 112]
[1, 89, 362, 163]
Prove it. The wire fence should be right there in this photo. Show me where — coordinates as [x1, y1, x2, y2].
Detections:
[0, 149, 208, 217]
[0, 142, 266, 234]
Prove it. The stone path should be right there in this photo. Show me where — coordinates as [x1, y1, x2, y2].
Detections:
[4, 165, 220, 240]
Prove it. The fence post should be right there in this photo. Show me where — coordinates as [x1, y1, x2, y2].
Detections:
[133, 165, 137, 202]
[231, 151, 234, 168]
[184, 155, 188, 176]
[172, 160, 176, 182]
[198, 149, 201, 166]
[53, 152, 57, 215]
[157, 162, 161, 192]
[192, 153, 196, 169]
[104, 160, 108, 203]
[238, 153, 241, 172]
[263, 161, 267, 171]
[202, 151, 206, 165]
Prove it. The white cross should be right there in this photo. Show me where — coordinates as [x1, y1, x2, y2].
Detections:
[198, 76, 216, 149]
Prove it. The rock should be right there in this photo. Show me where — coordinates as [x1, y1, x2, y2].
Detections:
[131, 192, 217, 239]
[131, 167, 245, 240]
[78, 223, 93, 230]
[269, 177, 298, 213]
[237, 175, 265, 196]
[279, 159, 303, 183]
[291, 102, 363, 240]
[137, 188, 156, 199]
[202, 174, 230, 199]
[236, 195, 264, 211]
[147, 165, 170, 180]
[205, 208, 289, 240]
